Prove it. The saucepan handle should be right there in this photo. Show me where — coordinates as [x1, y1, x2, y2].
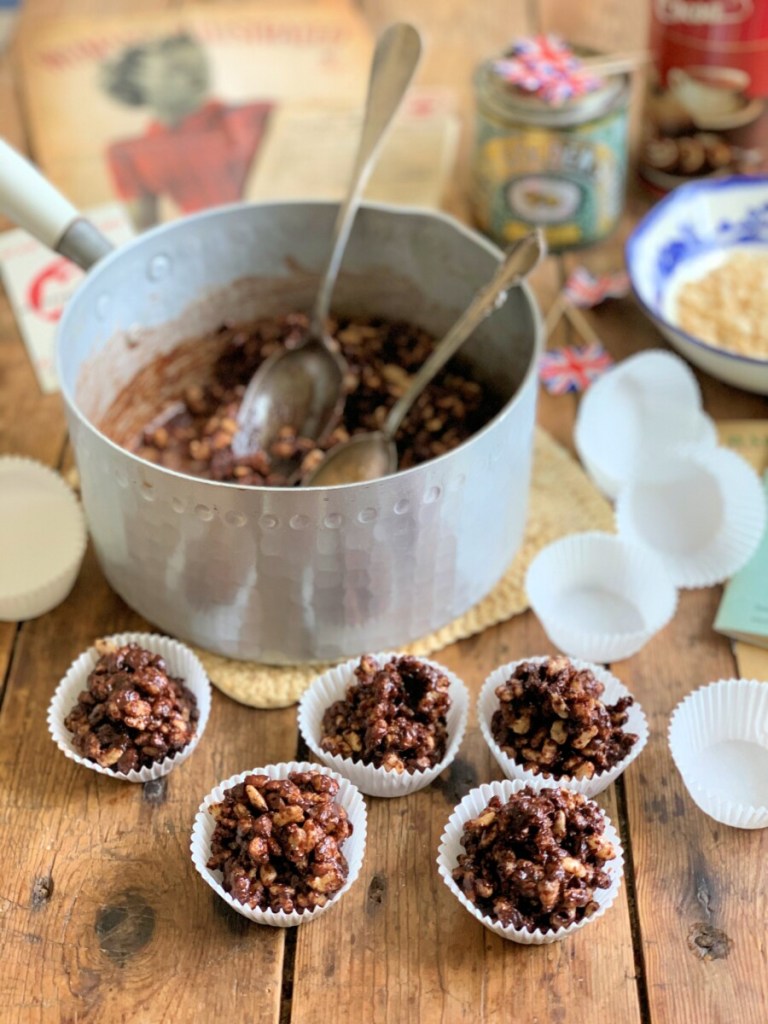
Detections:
[0, 139, 113, 270]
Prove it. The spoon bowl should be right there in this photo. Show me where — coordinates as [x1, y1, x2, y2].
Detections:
[301, 432, 396, 486]
[304, 229, 546, 487]
[232, 338, 347, 459]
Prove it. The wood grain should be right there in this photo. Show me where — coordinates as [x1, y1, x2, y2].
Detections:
[560, 218, 768, 1024]
[0, 548, 295, 1024]
[0, 48, 64, 697]
[616, 589, 768, 1024]
[0, 45, 67, 464]
[0, 622, 18, 704]
[3, 1, 768, 1022]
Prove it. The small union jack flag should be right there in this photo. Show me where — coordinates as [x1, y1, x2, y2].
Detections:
[493, 35, 603, 105]
[564, 267, 630, 308]
[539, 343, 614, 395]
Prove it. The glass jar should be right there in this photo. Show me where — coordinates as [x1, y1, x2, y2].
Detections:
[471, 61, 631, 251]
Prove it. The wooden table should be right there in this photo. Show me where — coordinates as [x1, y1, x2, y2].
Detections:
[1, 3, 767, 1022]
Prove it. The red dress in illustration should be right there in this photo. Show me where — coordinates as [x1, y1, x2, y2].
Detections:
[107, 99, 272, 215]
[101, 32, 272, 226]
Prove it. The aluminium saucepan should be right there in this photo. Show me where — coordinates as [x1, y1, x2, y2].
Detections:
[0, 143, 542, 663]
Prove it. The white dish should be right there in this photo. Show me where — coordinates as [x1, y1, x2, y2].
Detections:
[616, 444, 766, 588]
[574, 349, 715, 500]
[477, 656, 648, 797]
[48, 631, 211, 783]
[626, 175, 768, 394]
[436, 778, 624, 944]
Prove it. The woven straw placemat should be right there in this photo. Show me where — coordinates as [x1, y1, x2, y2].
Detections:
[194, 427, 614, 708]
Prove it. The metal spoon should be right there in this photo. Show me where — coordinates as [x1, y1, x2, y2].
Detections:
[231, 23, 423, 460]
[302, 229, 546, 487]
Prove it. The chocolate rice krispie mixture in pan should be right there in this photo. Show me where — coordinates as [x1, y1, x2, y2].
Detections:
[129, 312, 503, 486]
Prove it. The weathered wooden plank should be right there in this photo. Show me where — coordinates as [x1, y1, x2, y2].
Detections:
[0, 221, 289, 1023]
[615, 589, 768, 1024]
[557, 188, 768, 1024]
[290, 611, 643, 1024]
[0, 291, 67, 464]
[0, 621, 18, 696]
[0, 47, 64, 695]
[0, 548, 295, 1024]
[0, 42, 69, 464]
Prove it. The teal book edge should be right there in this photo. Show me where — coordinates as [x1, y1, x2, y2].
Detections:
[714, 470, 768, 648]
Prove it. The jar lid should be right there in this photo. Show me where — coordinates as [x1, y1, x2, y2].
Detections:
[0, 457, 88, 621]
[476, 60, 628, 127]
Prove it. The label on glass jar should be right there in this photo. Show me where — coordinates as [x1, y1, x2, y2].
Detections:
[471, 112, 628, 251]
[641, 0, 768, 190]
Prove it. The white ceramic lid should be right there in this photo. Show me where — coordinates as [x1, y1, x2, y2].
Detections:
[0, 457, 87, 620]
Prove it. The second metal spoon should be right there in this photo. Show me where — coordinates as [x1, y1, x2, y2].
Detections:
[302, 229, 546, 487]
[231, 22, 423, 460]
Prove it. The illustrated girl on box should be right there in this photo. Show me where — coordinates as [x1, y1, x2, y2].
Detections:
[101, 32, 272, 229]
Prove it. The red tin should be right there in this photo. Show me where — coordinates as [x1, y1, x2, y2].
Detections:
[640, 0, 768, 190]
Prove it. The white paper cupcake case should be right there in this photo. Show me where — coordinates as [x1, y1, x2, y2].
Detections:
[669, 679, 768, 829]
[616, 445, 767, 589]
[477, 657, 649, 797]
[47, 631, 212, 783]
[297, 653, 469, 798]
[436, 778, 624, 944]
[191, 761, 367, 927]
[574, 350, 712, 501]
[525, 531, 678, 663]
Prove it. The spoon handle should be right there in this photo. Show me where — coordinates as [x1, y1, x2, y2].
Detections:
[384, 229, 546, 439]
[311, 23, 422, 338]
[0, 140, 113, 269]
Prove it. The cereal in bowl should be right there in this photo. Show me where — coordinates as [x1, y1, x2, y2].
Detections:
[675, 252, 768, 358]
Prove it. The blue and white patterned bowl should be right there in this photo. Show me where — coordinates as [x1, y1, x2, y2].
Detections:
[626, 176, 768, 394]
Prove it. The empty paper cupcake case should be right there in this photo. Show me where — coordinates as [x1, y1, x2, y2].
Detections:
[528, 349, 766, 660]
[616, 444, 766, 589]
[574, 351, 765, 590]
[574, 350, 716, 501]
[669, 678, 768, 830]
[526, 531, 678, 662]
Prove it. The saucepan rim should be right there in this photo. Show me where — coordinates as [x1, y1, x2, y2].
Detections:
[57, 198, 543, 492]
